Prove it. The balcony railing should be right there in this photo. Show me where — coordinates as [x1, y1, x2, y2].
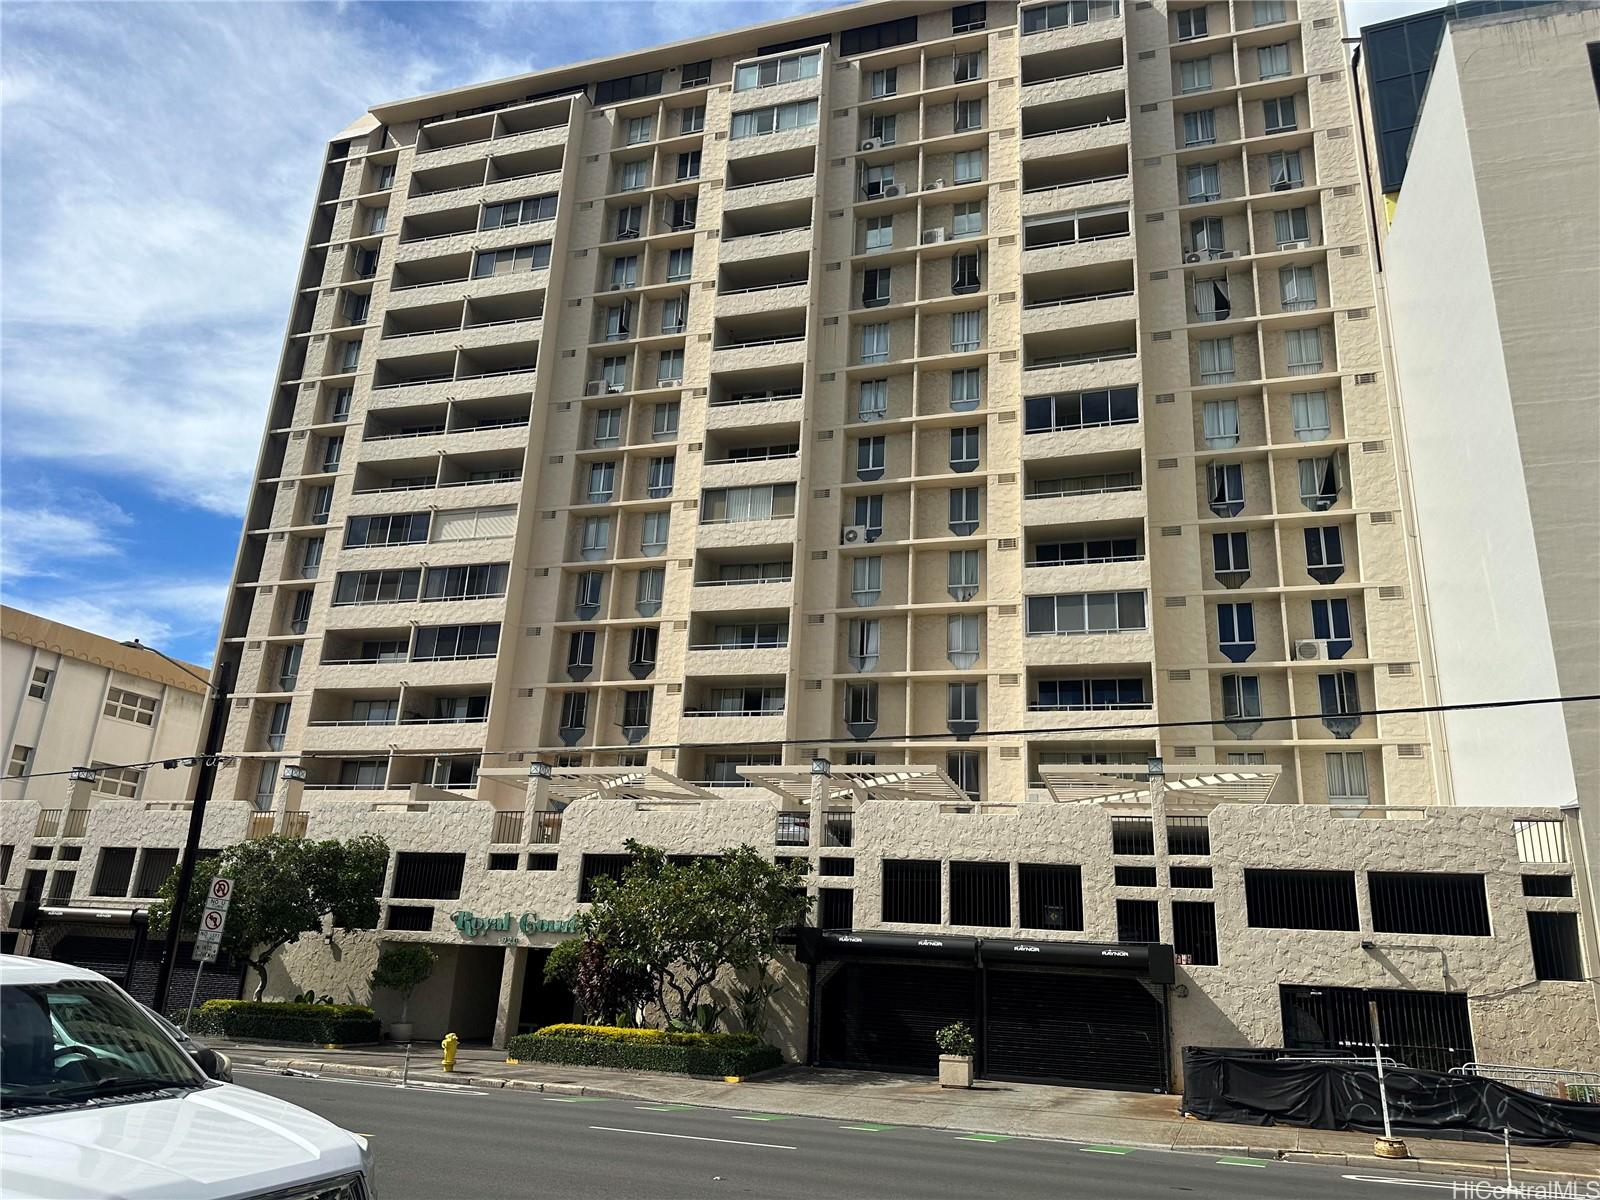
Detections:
[822, 810, 854, 848]
[63, 810, 89, 838]
[35, 810, 61, 838]
[775, 812, 810, 846]
[531, 812, 562, 845]
[248, 811, 278, 840]
[491, 810, 525, 844]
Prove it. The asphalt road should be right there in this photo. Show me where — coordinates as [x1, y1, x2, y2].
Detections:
[238, 1067, 1497, 1200]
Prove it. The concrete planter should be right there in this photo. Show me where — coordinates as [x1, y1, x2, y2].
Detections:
[939, 1054, 974, 1089]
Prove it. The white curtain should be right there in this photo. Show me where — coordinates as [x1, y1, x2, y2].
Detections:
[1285, 328, 1323, 374]
[947, 615, 979, 669]
[1274, 208, 1308, 245]
[1180, 58, 1212, 93]
[1203, 399, 1240, 448]
[1199, 338, 1234, 382]
[1280, 265, 1316, 311]
[1186, 164, 1219, 203]
[1326, 751, 1368, 801]
[859, 380, 888, 421]
[1291, 391, 1331, 440]
[1183, 109, 1215, 146]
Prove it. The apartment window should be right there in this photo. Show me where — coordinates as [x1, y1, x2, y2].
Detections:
[1269, 150, 1305, 192]
[1318, 670, 1360, 722]
[680, 59, 711, 87]
[660, 295, 688, 335]
[1202, 399, 1239, 448]
[471, 242, 551, 277]
[620, 690, 653, 733]
[574, 571, 604, 616]
[592, 408, 622, 447]
[1225, 754, 1264, 768]
[609, 256, 640, 291]
[951, 310, 982, 352]
[373, 163, 395, 191]
[850, 556, 882, 606]
[91, 847, 136, 898]
[1186, 163, 1221, 204]
[601, 356, 629, 390]
[92, 764, 143, 800]
[951, 252, 982, 297]
[1258, 43, 1291, 80]
[1254, 0, 1286, 23]
[1118, 899, 1160, 943]
[855, 435, 886, 481]
[481, 193, 557, 229]
[1280, 265, 1316, 312]
[952, 202, 983, 239]
[318, 435, 344, 474]
[1176, 7, 1207, 39]
[862, 267, 892, 308]
[846, 617, 880, 673]
[567, 631, 596, 679]
[345, 512, 429, 547]
[640, 510, 671, 556]
[1274, 206, 1310, 246]
[950, 427, 979, 473]
[1220, 673, 1262, 723]
[328, 388, 353, 423]
[1298, 454, 1342, 510]
[1198, 337, 1234, 383]
[603, 301, 633, 342]
[947, 614, 979, 669]
[299, 535, 324, 578]
[342, 291, 370, 324]
[423, 563, 509, 601]
[735, 49, 821, 91]
[666, 247, 693, 284]
[1026, 591, 1147, 636]
[352, 246, 378, 277]
[1183, 109, 1216, 147]
[948, 486, 981, 536]
[862, 164, 896, 198]
[1022, 0, 1117, 33]
[413, 623, 500, 661]
[861, 323, 889, 364]
[335, 338, 362, 373]
[1285, 327, 1323, 375]
[1305, 528, 1346, 585]
[1173, 901, 1219, 965]
[880, 858, 939, 923]
[1180, 57, 1213, 93]
[676, 150, 701, 181]
[1529, 913, 1585, 981]
[874, 110, 901, 144]
[730, 99, 819, 139]
[7, 745, 32, 777]
[615, 159, 649, 192]
[844, 681, 878, 736]
[1369, 873, 1490, 937]
[1291, 390, 1331, 441]
[333, 568, 420, 605]
[103, 687, 158, 726]
[636, 567, 664, 616]
[853, 494, 884, 538]
[1206, 463, 1244, 517]
[869, 67, 898, 98]
[953, 51, 984, 83]
[864, 215, 893, 251]
[953, 150, 984, 185]
[1246, 869, 1360, 930]
[559, 692, 590, 736]
[26, 667, 52, 700]
[1218, 601, 1255, 662]
[626, 115, 654, 145]
[1213, 530, 1251, 580]
[858, 378, 888, 421]
[954, 98, 983, 133]
[1194, 275, 1230, 322]
[1325, 750, 1369, 803]
[948, 549, 980, 601]
[1191, 216, 1225, 252]
[656, 348, 685, 385]
[701, 483, 797, 522]
[580, 515, 611, 559]
[950, 368, 981, 412]
[1032, 537, 1138, 566]
[1264, 96, 1297, 133]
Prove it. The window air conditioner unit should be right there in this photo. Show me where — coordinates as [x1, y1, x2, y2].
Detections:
[1292, 639, 1327, 661]
[841, 525, 870, 545]
[860, 138, 880, 152]
[1281, 240, 1311, 252]
[606, 383, 625, 394]
[609, 283, 627, 291]
[1183, 250, 1203, 263]
[1210, 248, 1238, 260]
[921, 229, 947, 245]
[925, 178, 945, 190]
[881, 184, 902, 198]
[585, 380, 607, 396]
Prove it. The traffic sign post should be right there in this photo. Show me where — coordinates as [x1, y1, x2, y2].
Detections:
[185, 877, 232, 1031]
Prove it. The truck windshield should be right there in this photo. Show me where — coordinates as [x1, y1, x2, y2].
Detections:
[1, 980, 207, 1112]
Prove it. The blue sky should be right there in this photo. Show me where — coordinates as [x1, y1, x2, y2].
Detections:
[0, 0, 1431, 663]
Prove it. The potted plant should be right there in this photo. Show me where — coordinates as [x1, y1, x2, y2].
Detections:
[936, 1021, 975, 1089]
[369, 942, 436, 1042]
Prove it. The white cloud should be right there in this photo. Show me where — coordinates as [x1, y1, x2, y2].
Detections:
[0, 490, 130, 580]
[8, 579, 228, 662]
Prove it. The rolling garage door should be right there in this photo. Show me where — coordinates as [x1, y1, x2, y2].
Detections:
[818, 960, 977, 1074]
[984, 967, 1168, 1092]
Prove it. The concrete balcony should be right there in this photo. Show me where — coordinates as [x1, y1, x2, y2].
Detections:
[726, 125, 817, 163]
[689, 578, 794, 612]
[1020, 118, 1128, 163]
[1022, 487, 1146, 526]
[705, 394, 805, 430]
[721, 173, 815, 213]
[1021, 628, 1156, 668]
[322, 597, 506, 634]
[1022, 557, 1149, 596]
[357, 422, 531, 461]
[710, 336, 807, 373]
[677, 710, 788, 744]
[1021, 233, 1134, 275]
[1021, 65, 1128, 109]
[699, 455, 801, 491]
[718, 226, 813, 265]
[1019, 18, 1125, 57]
[1020, 175, 1132, 217]
[695, 516, 798, 550]
[1021, 290, 1137, 336]
[300, 718, 488, 755]
[1021, 421, 1143, 461]
[715, 281, 809, 320]
[315, 656, 498, 690]
[1021, 704, 1155, 734]
[1020, 354, 1138, 397]
[684, 644, 792, 677]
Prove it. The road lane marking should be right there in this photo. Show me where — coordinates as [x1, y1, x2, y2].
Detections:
[545, 1095, 608, 1102]
[1216, 1157, 1269, 1168]
[956, 1134, 1013, 1143]
[732, 1113, 795, 1121]
[637, 1104, 698, 1112]
[589, 1125, 795, 1151]
[840, 1123, 895, 1132]
[1081, 1146, 1133, 1155]
[1340, 1178, 1458, 1190]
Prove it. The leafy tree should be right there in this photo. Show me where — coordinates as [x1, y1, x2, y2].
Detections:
[572, 939, 650, 1026]
[368, 942, 436, 1025]
[542, 937, 584, 990]
[150, 835, 389, 1001]
[579, 841, 810, 1029]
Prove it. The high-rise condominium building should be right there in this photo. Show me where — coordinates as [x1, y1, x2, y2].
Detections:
[202, 0, 1434, 816]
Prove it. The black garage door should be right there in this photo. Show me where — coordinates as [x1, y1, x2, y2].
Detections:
[817, 960, 977, 1074]
[984, 967, 1168, 1092]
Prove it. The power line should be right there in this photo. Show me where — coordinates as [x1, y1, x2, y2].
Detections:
[5, 693, 1593, 782]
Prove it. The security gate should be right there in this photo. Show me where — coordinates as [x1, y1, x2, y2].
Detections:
[817, 959, 977, 1074]
[983, 967, 1168, 1092]
[1281, 984, 1475, 1074]
[28, 915, 243, 1013]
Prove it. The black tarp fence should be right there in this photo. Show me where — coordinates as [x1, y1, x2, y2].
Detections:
[1183, 1048, 1600, 1146]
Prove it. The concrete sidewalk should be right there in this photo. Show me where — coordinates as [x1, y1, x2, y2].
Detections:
[218, 1039, 1600, 1181]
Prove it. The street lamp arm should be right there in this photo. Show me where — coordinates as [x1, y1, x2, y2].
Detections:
[121, 639, 219, 696]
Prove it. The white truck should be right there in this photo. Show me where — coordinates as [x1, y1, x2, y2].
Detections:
[0, 954, 372, 1199]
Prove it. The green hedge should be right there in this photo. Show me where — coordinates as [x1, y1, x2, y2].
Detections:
[183, 1000, 382, 1045]
[506, 1025, 781, 1077]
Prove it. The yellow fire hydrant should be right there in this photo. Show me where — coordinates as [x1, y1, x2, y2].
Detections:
[441, 1032, 459, 1073]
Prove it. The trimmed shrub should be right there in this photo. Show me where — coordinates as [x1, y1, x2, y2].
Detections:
[506, 1025, 781, 1077]
[185, 1000, 382, 1044]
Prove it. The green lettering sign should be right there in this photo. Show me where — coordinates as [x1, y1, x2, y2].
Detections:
[450, 910, 579, 938]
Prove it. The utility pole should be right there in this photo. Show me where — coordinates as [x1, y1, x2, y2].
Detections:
[123, 641, 232, 1014]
